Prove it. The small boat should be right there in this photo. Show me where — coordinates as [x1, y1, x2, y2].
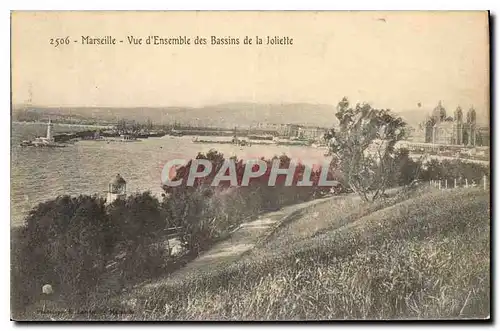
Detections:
[20, 140, 33, 147]
[119, 134, 139, 142]
[170, 130, 183, 137]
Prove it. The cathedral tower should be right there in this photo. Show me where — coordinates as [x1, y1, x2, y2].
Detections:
[466, 107, 477, 146]
[454, 106, 463, 145]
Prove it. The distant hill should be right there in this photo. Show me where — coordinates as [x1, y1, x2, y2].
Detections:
[12, 103, 338, 128]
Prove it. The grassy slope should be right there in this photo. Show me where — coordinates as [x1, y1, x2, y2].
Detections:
[41, 187, 490, 320]
[121, 188, 490, 320]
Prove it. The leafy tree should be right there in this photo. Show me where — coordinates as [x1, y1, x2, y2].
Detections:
[12, 195, 112, 308]
[392, 148, 421, 186]
[12, 192, 170, 315]
[106, 192, 168, 281]
[107, 192, 165, 243]
[419, 159, 489, 185]
[325, 97, 407, 201]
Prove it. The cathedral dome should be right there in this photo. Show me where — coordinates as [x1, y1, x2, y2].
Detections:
[432, 101, 447, 122]
[110, 174, 126, 186]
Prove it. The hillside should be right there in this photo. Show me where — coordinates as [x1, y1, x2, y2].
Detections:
[112, 187, 490, 320]
[13, 102, 489, 128]
[19, 187, 490, 320]
[13, 103, 490, 129]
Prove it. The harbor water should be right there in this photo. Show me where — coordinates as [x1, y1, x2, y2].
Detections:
[11, 122, 328, 227]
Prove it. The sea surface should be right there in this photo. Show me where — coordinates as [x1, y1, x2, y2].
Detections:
[11, 123, 328, 227]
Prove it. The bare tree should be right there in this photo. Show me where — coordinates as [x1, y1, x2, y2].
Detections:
[325, 97, 407, 202]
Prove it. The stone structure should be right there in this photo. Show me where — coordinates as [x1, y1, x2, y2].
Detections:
[106, 174, 127, 204]
[277, 124, 300, 138]
[424, 101, 478, 146]
[297, 126, 327, 140]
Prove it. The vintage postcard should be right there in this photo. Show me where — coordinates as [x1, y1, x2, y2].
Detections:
[10, 11, 490, 321]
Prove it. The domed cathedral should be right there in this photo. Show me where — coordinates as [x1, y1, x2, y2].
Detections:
[424, 102, 478, 146]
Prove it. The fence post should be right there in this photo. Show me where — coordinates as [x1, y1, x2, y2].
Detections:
[438, 180, 441, 190]
[445, 179, 448, 189]
[454, 178, 457, 188]
[484, 175, 487, 190]
[465, 178, 468, 188]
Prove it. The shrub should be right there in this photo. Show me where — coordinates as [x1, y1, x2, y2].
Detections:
[161, 150, 334, 254]
[11, 192, 169, 317]
[106, 192, 168, 282]
[11, 195, 111, 315]
[325, 97, 407, 201]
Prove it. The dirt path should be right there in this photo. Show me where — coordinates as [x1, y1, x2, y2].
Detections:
[140, 196, 335, 290]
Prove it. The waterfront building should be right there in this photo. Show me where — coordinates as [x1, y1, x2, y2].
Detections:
[276, 124, 300, 138]
[298, 126, 328, 140]
[396, 140, 490, 158]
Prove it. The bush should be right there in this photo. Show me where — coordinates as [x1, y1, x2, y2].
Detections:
[11, 192, 168, 317]
[106, 192, 168, 282]
[161, 150, 335, 254]
[388, 149, 490, 188]
[11, 195, 111, 315]
[418, 159, 489, 183]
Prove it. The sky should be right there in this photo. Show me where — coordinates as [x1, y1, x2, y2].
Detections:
[11, 11, 489, 116]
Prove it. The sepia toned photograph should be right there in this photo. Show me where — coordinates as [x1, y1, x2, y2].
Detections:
[10, 11, 490, 321]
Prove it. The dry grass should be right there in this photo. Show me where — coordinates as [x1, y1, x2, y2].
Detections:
[263, 186, 433, 249]
[31, 187, 490, 320]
